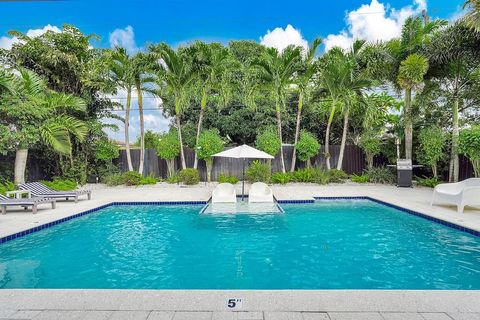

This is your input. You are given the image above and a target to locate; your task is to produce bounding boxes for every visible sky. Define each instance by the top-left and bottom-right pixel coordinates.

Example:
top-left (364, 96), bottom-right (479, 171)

top-left (0, 0), bottom-right (466, 142)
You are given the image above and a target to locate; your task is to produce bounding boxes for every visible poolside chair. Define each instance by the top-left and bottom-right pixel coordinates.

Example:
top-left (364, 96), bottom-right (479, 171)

top-left (212, 183), bottom-right (237, 203)
top-left (248, 182), bottom-right (274, 203)
top-left (0, 194), bottom-right (56, 215)
top-left (20, 182), bottom-right (91, 203)
top-left (431, 178), bottom-right (480, 213)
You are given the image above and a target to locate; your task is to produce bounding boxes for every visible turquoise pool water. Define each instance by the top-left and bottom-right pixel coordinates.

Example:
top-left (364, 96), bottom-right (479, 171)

top-left (1, 200), bottom-right (479, 289)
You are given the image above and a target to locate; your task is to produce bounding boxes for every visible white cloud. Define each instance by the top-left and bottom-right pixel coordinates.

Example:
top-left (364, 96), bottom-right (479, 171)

top-left (260, 24), bottom-right (308, 52)
top-left (109, 25), bottom-right (139, 54)
top-left (324, 0), bottom-right (427, 51)
top-left (0, 24), bottom-right (60, 50)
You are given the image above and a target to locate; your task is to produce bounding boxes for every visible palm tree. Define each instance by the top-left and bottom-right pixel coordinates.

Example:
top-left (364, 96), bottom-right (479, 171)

top-left (150, 43), bottom-right (197, 170)
top-left (252, 46), bottom-right (302, 173)
top-left (464, 0), bottom-right (480, 31)
top-left (109, 47), bottom-right (135, 171)
top-left (290, 38), bottom-right (322, 172)
top-left (189, 42), bottom-right (233, 169)
top-left (3, 69), bottom-right (87, 185)
top-left (397, 53), bottom-right (429, 160)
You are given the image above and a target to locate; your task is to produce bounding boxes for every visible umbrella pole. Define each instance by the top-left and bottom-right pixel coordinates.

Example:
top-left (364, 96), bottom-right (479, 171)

top-left (242, 158), bottom-right (245, 202)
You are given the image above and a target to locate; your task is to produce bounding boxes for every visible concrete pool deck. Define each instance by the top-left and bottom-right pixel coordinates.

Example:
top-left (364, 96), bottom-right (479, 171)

top-left (1, 183), bottom-right (480, 319)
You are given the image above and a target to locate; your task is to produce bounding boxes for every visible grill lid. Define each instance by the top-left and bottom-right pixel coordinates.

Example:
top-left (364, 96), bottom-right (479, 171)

top-left (397, 159), bottom-right (412, 170)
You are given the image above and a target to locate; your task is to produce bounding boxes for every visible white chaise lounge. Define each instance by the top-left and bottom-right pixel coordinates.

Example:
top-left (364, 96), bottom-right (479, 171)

top-left (431, 178), bottom-right (480, 213)
top-left (249, 182), bottom-right (274, 203)
top-left (212, 183), bottom-right (237, 203)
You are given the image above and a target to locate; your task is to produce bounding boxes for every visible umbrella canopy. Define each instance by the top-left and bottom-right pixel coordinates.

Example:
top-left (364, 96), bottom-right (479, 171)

top-left (212, 144), bottom-right (274, 159)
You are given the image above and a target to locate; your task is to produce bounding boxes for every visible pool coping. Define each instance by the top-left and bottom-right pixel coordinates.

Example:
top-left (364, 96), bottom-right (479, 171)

top-left (1, 196), bottom-right (479, 245)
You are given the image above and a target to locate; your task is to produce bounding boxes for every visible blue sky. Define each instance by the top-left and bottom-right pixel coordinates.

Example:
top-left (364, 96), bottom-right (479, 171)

top-left (0, 0), bottom-right (466, 142)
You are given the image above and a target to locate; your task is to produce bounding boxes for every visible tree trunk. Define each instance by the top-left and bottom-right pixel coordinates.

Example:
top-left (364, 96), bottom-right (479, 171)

top-left (432, 164), bottom-right (438, 178)
top-left (367, 154), bottom-right (374, 170)
top-left (137, 84), bottom-right (145, 175)
top-left (176, 115), bottom-right (187, 170)
top-left (290, 93), bottom-right (303, 172)
top-left (166, 159), bottom-right (175, 178)
top-left (336, 108), bottom-right (350, 170)
top-left (451, 97), bottom-right (460, 182)
top-left (324, 101), bottom-right (336, 170)
top-left (276, 102), bottom-right (286, 173)
top-left (473, 160), bottom-right (480, 178)
top-left (14, 149), bottom-right (28, 186)
top-left (193, 98), bottom-right (206, 169)
top-left (124, 88), bottom-right (134, 172)
top-left (404, 88), bottom-right (413, 160)
top-left (206, 159), bottom-right (213, 182)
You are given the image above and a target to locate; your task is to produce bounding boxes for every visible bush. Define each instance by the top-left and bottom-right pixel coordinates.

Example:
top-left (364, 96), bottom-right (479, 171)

top-left (104, 173), bottom-right (125, 186)
top-left (95, 139), bottom-right (120, 162)
top-left (179, 168), bottom-right (200, 185)
top-left (271, 172), bottom-right (291, 184)
top-left (0, 181), bottom-right (15, 195)
top-left (166, 173), bottom-right (179, 184)
top-left (365, 167), bottom-right (395, 184)
top-left (418, 126), bottom-right (445, 178)
top-left (459, 126), bottom-right (480, 177)
top-left (42, 179), bottom-right (77, 191)
top-left (328, 169), bottom-right (348, 183)
top-left (122, 171), bottom-right (143, 186)
top-left (351, 174), bottom-right (370, 183)
top-left (218, 174), bottom-right (239, 184)
top-left (359, 131), bottom-right (381, 170)
top-left (140, 174), bottom-right (158, 185)
top-left (416, 176), bottom-right (442, 188)
top-left (293, 168), bottom-right (316, 183)
top-left (313, 169), bottom-right (330, 185)
top-left (246, 160), bottom-right (271, 183)
top-left (296, 130), bottom-right (320, 167)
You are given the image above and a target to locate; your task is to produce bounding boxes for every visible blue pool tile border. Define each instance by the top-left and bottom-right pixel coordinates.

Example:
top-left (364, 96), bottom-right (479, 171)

top-left (277, 199), bottom-right (315, 204)
top-left (0, 201), bottom-right (207, 245)
top-left (314, 196), bottom-right (480, 237)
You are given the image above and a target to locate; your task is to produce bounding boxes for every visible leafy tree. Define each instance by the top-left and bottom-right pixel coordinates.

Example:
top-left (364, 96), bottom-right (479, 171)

top-left (417, 126), bottom-right (445, 178)
top-left (459, 126), bottom-right (480, 177)
top-left (136, 130), bottom-right (162, 149)
top-left (251, 46), bottom-right (302, 172)
top-left (156, 129), bottom-right (180, 178)
top-left (464, 0), bottom-right (480, 31)
top-left (95, 139), bottom-right (120, 162)
top-left (255, 126), bottom-right (281, 157)
top-left (359, 131), bottom-right (382, 170)
top-left (197, 129), bottom-right (224, 182)
top-left (291, 38), bottom-right (322, 172)
top-left (296, 130), bottom-right (320, 168)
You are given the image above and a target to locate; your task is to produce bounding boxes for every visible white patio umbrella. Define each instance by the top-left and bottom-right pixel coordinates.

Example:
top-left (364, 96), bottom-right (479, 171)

top-left (212, 144), bottom-right (274, 201)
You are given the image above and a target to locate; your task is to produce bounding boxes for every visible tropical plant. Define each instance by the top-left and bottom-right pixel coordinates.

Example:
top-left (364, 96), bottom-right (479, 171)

top-left (295, 130), bottom-right (320, 168)
top-left (271, 172), bottom-right (291, 184)
top-left (218, 174), bottom-right (239, 184)
top-left (417, 126), bottom-right (445, 178)
top-left (251, 46), bottom-right (302, 173)
top-left (328, 169), bottom-right (348, 183)
top-left (459, 126), bottom-right (480, 177)
top-left (416, 176), bottom-right (442, 188)
top-left (197, 129), bottom-right (224, 182)
top-left (122, 171), bottom-right (143, 186)
top-left (255, 126), bottom-right (281, 169)
top-left (359, 131), bottom-right (382, 170)
top-left (155, 129), bottom-right (180, 178)
top-left (246, 160), bottom-right (271, 183)
top-left (95, 139), bottom-right (120, 163)
top-left (464, 0), bottom-right (480, 31)
top-left (365, 167), bottom-right (395, 184)
top-left (351, 174), bottom-right (369, 183)
top-left (179, 168), bottom-right (200, 185)
top-left (42, 179), bottom-right (77, 191)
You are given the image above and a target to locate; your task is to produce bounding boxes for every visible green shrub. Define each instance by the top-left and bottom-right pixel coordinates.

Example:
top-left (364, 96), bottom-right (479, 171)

top-left (416, 176), bottom-right (442, 188)
top-left (296, 130), bottom-right (320, 167)
top-left (365, 167), bottom-right (395, 184)
top-left (359, 131), bottom-right (382, 169)
top-left (246, 160), bottom-right (271, 183)
top-left (328, 169), bottom-right (348, 183)
top-left (459, 126), bottom-right (480, 177)
top-left (42, 179), bottom-right (78, 191)
top-left (351, 174), bottom-right (370, 183)
top-left (104, 173), bottom-right (125, 186)
top-left (418, 126), bottom-right (445, 178)
top-left (197, 129), bottom-right (224, 182)
top-left (271, 172), bottom-right (291, 184)
top-left (218, 174), bottom-right (239, 184)
top-left (179, 168), bottom-right (200, 185)
top-left (166, 173), bottom-right (179, 184)
top-left (313, 169), bottom-right (330, 185)
top-left (140, 174), bottom-right (158, 185)
top-left (255, 126), bottom-right (281, 157)
top-left (95, 139), bottom-right (120, 162)
top-left (122, 171), bottom-right (143, 186)
top-left (0, 181), bottom-right (15, 195)
top-left (156, 130), bottom-right (180, 178)
top-left (293, 168), bottom-right (316, 182)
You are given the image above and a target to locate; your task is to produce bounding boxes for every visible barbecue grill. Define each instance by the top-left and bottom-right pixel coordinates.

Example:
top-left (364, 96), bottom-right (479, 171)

top-left (387, 159), bottom-right (422, 187)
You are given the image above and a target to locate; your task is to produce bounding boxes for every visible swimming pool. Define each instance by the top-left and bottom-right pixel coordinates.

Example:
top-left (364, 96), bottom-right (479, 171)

top-left (1, 199), bottom-right (479, 289)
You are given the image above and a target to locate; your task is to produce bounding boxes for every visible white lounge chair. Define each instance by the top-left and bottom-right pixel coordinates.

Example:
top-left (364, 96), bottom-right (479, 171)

top-left (249, 182), bottom-right (274, 203)
top-left (212, 183), bottom-right (237, 203)
top-left (431, 178), bottom-right (480, 213)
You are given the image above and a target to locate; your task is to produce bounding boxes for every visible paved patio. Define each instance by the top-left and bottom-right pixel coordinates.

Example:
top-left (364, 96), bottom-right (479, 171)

top-left (1, 183), bottom-right (479, 318)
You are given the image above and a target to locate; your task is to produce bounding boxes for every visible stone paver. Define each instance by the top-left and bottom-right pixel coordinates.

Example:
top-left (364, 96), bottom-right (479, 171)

top-left (147, 311), bottom-right (174, 320)
top-left (212, 312), bottom-right (236, 320)
top-left (264, 312), bottom-right (302, 320)
top-left (33, 310), bottom-right (85, 320)
top-left (381, 312), bottom-right (424, 320)
top-left (236, 312), bottom-right (264, 320)
top-left (420, 313), bottom-right (454, 320)
top-left (447, 314), bottom-right (480, 320)
top-left (172, 312), bottom-right (212, 320)
top-left (0, 310), bottom-right (18, 319)
top-left (8, 310), bottom-right (43, 319)
top-left (328, 312), bottom-right (383, 320)
top-left (301, 313), bottom-right (331, 320)
top-left (108, 311), bottom-right (150, 320)
top-left (79, 311), bottom-right (113, 320)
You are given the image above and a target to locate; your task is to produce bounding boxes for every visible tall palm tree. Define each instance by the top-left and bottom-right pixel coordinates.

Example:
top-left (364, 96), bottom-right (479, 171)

top-left (150, 43), bottom-right (197, 170)
top-left (464, 0), bottom-right (480, 31)
top-left (189, 42), bottom-right (233, 169)
top-left (252, 46), bottom-right (302, 173)
top-left (290, 38), bottom-right (322, 172)
top-left (109, 47), bottom-right (135, 171)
